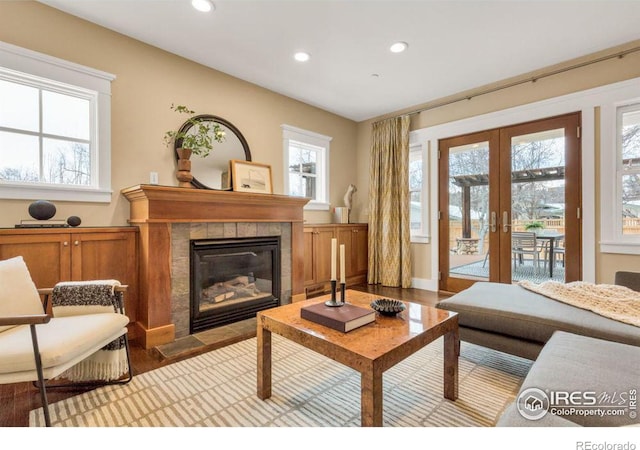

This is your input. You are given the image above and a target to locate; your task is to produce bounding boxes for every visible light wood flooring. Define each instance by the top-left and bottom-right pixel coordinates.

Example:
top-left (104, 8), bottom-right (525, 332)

top-left (0, 284), bottom-right (447, 427)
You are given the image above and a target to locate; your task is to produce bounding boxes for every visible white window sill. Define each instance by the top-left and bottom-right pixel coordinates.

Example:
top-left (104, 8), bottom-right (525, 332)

top-left (599, 241), bottom-right (640, 255)
top-left (411, 235), bottom-right (430, 244)
top-left (303, 201), bottom-right (330, 211)
top-left (0, 184), bottom-right (112, 203)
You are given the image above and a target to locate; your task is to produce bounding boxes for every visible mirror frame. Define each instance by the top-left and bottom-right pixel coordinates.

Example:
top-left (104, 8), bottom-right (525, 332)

top-left (174, 114), bottom-right (251, 189)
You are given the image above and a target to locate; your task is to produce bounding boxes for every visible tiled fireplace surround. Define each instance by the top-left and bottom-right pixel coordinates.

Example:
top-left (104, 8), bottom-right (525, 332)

top-left (122, 184), bottom-right (309, 349)
top-left (170, 221), bottom-right (292, 338)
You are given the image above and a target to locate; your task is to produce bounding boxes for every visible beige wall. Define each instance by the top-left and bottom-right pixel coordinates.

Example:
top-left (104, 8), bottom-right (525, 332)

top-left (0, 2), bottom-right (357, 227)
top-left (2, 2), bottom-right (638, 286)
top-left (356, 40), bottom-right (640, 285)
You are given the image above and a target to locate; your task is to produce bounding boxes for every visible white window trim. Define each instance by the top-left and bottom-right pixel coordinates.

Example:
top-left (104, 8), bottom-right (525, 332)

top-left (408, 138), bottom-right (430, 244)
top-left (281, 124), bottom-right (332, 210)
top-left (0, 41), bottom-right (115, 203)
top-left (601, 96), bottom-right (640, 255)
top-left (409, 77), bottom-right (640, 285)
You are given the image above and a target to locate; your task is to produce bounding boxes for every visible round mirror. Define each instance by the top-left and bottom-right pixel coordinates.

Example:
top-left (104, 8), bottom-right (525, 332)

top-left (175, 115), bottom-right (251, 190)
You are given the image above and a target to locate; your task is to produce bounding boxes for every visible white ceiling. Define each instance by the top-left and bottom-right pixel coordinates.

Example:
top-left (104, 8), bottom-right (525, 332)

top-left (39, 0), bottom-right (640, 122)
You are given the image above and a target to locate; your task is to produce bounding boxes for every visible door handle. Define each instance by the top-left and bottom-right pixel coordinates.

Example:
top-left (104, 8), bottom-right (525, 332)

top-left (503, 211), bottom-right (512, 233)
top-left (490, 211), bottom-right (497, 233)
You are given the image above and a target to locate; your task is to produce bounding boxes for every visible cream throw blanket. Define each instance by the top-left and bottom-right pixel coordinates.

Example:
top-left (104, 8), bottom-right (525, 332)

top-left (518, 280), bottom-right (640, 328)
top-left (52, 280), bottom-right (129, 382)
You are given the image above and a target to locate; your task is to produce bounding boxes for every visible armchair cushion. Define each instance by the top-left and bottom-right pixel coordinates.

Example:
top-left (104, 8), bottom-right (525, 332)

top-left (0, 256), bottom-right (45, 333)
top-left (0, 313), bottom-right (129, 380)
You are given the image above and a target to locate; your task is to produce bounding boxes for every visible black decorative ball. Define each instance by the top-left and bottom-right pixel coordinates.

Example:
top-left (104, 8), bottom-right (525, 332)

top-left (67, 216), bottom-right (82, 227)
top-left (28, 200), bottom-right (56, 220)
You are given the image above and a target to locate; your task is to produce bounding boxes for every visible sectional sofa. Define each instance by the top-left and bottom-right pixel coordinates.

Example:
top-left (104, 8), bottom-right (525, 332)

top-left (436, 272), bottom-right (640, 427)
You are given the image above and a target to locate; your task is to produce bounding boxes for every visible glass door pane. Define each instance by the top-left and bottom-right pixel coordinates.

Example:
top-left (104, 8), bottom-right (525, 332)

top-left (447, 141), bottom-right (491, 282)
top-left (510, 128), bottom-right (566, 283)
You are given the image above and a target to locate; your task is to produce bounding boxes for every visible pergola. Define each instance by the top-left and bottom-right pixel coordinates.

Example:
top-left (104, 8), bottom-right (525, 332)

top-left (451, 166), bottom-right (565, 238)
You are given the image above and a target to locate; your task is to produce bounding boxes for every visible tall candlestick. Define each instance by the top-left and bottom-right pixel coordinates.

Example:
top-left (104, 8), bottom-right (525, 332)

top-left (340, 244), bottom-right (346, 284)
top-left (330, 238), bottom-right (337, 281)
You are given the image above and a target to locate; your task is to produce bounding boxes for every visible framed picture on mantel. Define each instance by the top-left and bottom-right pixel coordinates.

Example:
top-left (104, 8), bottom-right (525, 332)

top-left (230, 159), bottom-right (273, 194)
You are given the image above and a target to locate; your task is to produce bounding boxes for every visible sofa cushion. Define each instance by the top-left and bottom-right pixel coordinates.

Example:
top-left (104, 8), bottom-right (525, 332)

top-left (0, 256), bottom-right (45, 333)
top-left (513, 331), bottom-right (640, 427)
top-left (437, 282), bottom-right (640, 347)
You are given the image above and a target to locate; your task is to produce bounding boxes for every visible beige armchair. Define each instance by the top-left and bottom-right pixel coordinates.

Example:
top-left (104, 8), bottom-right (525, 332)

top-left (0, 256), bottom-right (132, 427)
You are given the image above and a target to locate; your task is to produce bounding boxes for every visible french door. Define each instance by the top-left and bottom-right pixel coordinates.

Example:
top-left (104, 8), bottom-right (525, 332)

top-left (438, 113), bottom-right (582, 293)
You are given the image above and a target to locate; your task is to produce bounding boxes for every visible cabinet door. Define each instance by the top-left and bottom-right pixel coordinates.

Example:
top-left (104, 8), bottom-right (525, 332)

top-left (0, 233), bottom-right (71, 288)
top-left (313, 228), bottom-right (336, 283)
top-left (352, 225), bottom-right (368, 275)
top-left (337, 227), bottom-right (355, 279)
top-left (71, 231), bottom-right (138, 321)
top-left (303, 229), bottom-right (315, 285)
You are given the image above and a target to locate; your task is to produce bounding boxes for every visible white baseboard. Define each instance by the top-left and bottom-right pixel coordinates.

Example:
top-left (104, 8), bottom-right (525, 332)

top-left (411, 277), bottom-right (438, 292)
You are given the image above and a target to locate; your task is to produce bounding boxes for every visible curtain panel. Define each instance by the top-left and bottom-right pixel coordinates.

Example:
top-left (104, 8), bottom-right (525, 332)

top-left (368, 115), bottom-right (412, 288)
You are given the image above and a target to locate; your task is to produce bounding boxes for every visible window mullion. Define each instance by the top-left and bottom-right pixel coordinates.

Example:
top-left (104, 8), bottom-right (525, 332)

top-left (38, 88), bottom-right (44, 182)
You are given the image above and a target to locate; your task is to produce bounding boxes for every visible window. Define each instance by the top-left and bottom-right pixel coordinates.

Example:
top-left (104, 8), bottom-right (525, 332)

top-left (408, 139), bottom-right (429, 243)
top-left (0, 77), bottom-right (92, 186)
top-left (0, 41), bottom-right (114, 202)
top-left (409, 144), bottom-right (423, 235)
top-left (618, 104), bottom-right (640, 236)
top-left (282, 124), bottom-right (331, 210)
top-left (601, 96), bottom-right (640, 255)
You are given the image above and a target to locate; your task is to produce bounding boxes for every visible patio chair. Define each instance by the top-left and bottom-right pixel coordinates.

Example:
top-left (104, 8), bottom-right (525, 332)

top-left (511, 231), bottom-right (544, 274)
top-left (0, 256), bottom-right (132, 427)
top-left (543, 238), bottom-right (565, 271)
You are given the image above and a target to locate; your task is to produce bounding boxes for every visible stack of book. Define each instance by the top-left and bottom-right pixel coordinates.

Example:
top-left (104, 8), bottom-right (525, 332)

top-left (300, 302), bottom-right (375, 332)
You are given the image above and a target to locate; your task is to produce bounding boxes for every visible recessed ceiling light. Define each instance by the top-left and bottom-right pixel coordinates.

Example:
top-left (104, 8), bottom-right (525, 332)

top-left (390, 41), bottom-right (408, 53)
top-left (294, 52), bottom-right (310, 62)
top-left (192, 0), bottom-right (213, 13)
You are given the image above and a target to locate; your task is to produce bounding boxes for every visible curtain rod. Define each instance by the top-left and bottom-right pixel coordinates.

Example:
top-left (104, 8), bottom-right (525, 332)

top-left (378, 45), bottom-right (640, 122)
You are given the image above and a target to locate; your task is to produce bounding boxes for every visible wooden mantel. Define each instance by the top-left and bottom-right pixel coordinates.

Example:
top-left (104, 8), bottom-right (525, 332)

top-left (122, 184), bottom-right (310, 224)
top-left (121, 184), bottom-right (310, 348)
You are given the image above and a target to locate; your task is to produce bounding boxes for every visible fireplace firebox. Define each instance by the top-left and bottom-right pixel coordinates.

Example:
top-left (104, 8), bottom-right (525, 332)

top-left (190, 236), bottom-right (281, 333)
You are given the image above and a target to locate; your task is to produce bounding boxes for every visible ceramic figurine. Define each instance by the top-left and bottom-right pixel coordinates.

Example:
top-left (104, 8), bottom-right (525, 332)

top-left (344, 184), bottom-right (357, 210)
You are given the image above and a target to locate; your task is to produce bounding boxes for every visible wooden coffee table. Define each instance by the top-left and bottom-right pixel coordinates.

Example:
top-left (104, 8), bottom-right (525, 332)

top-left (256, 290), bottom-right (459, 427)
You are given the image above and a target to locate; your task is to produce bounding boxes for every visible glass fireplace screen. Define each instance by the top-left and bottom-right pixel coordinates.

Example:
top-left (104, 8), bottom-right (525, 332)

top-left (190, 236), bottom-right (281, 333)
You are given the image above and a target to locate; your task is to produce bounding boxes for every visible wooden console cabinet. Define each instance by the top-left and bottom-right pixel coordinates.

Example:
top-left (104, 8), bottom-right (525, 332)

top-left (303, 223), bottom-right (368, 297)
top-left (0, 227), bottom-right (138, 324)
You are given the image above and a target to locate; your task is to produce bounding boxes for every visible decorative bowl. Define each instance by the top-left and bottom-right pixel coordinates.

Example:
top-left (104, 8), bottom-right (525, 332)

top-left (370, 298), bottom-right (406, 316)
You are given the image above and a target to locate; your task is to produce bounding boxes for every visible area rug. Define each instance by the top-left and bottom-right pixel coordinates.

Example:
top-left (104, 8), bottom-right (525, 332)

top-left (30, 335), bottom-right (532, 427)
top-left (451, 260), bottom-right (565, 283)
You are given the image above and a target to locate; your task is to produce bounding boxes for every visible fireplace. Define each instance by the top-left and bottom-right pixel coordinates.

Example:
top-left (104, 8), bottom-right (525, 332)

top-left (121, 185), bottom-right (309, 348)
top-left (190, 236), bottom-right (281, 333)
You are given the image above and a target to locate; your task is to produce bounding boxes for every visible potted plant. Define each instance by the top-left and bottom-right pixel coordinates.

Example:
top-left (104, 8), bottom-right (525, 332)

top-left (164, 104), bottom-right (226, 187)
top-left (525, 221), bottom-right (545, 231)
top-left (164, 104), bottom-right (226, 158)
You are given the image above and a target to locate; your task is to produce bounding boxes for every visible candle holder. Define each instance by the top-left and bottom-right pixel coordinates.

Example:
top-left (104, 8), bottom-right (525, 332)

top-left (340, 282), bottom-right (346, 303)
top-left (325, 280), bottom-right (344, 307)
